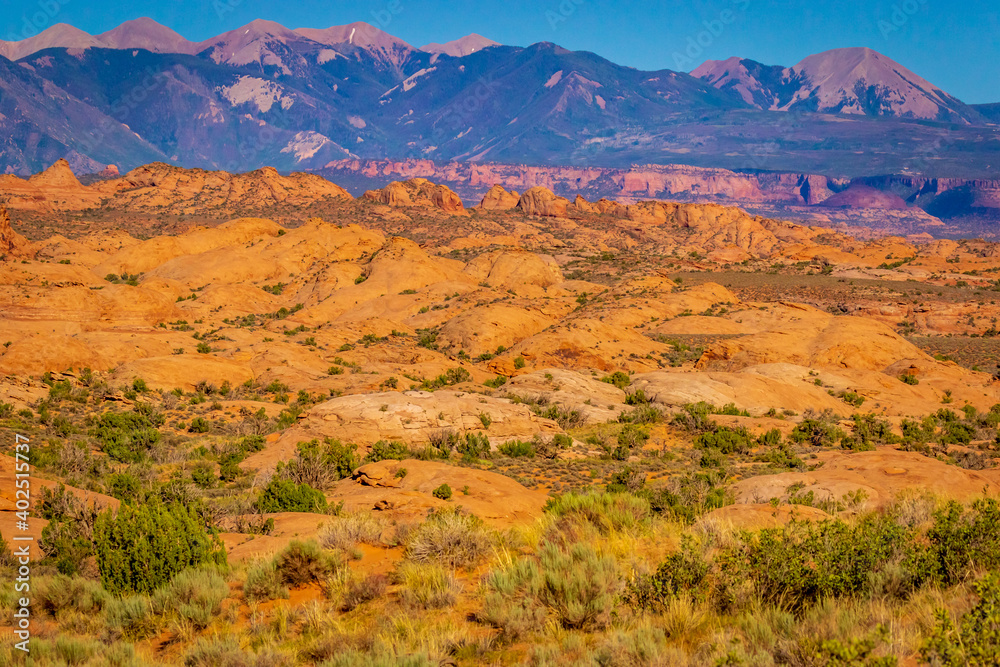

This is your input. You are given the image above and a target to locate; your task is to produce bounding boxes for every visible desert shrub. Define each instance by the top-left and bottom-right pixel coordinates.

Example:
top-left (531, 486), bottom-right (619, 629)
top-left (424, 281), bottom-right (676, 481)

top-left (927, 497), bottom-right (1000, 585)
top-left (538, 542), bottom-right (621, 630)
top-left (717, 514), bottom-right (925, 612)
top-left (625, 536), bottom-right (710, 610)
top-left (38, 485), bottom-right (99, 575)
top-left (545, 491), bottom-right (651, 535)
top-left (847, 413), bottom-right (900, 448)
top-left (256, 478), bottom-right (328, 513)
top-left (243, 561), bottom-right (289, 602)
top-left (319, 513), bottom-right (386, 551)
top-left (94, 500), bottom-right (226, 595)
top-left (152, 567), bottom-right (229, 629)
top-left (183, 636), bottom-right (284, 667)
top-left (281, 439), bottom-right (358, 490)
top-left (694, 426), bottom-right (755, 455)
top-left (397, 562), bottom-right (461, 609)
top-left (456, 432), bottom-right (490, 461)
top-left (432, 483), bottom-right (453, 500)
top-left (92, 405), bottom-right (164, 463)
top-left (274, 540), bottom-right (340, 586)
top-left (757, 440), bottom-right (805, 469)
top-left (499, 440), bottom-right (535, 457)
top-left (611, 423), bottom-right (649, 459)
top-left (104, 594), bottom-right (158, 640)
top-left (36, 574), bottom-right (109, 618)
top-left (535, 404), bottom-right (585, 429)
top-left (789, 418), bottom-right (845, 447)
top-left (624, 389), bottom-right (650, 405)
top-left (478, 558), bottom-right (546, 641)
top-left (107, 472), bottom-right (143, 503)
top-left (341, 573), bottom-right (389, 612)
top-left (671, 402), bottom-right (716, 433)
top-left (921, 571), bottom-right (1000, 665)
top-left (405, 507), bottom-right (492, 568)
top-left (601, 371), bottom-right (631, 390)
top-left (189, 416), bottom-right (210, 433)
top-left (363, 440), bottom-right (410, 463)
top-left (619, 405), bottom-right (665, 425)
top-left (900, 372), bottom-right (920, 385)
top-left (839, 390), bottom-right (866, 408)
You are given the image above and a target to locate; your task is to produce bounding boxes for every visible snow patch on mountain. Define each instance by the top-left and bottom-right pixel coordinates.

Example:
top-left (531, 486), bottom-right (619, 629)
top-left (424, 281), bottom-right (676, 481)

top-left (219, 76), bottom-right (294, 113)
top-left (402, 67), bottom-right (436, 92)
top-left (280, 131), bottom-right (332, 161)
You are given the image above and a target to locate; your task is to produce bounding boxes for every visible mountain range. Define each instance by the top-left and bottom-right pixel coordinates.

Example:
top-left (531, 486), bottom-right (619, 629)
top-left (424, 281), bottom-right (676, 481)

top-left (0, 17), bottom-right (998, 180)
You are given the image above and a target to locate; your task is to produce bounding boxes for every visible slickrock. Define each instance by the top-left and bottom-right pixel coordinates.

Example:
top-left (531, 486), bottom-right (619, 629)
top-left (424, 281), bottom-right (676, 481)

top-left (332, 459), bottom-right (548, 525)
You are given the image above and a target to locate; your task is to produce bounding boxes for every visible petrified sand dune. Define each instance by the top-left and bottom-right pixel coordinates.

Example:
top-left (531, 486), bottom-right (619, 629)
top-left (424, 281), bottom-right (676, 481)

top-left (289, 390), bottom-right (561, 446)
top-left (333, 459), bottom-right (548, 525)
top-left (363, 178), bottom-right (468, 216)
top-left (732, 450), bottom-right (1000, 510)
top-left (499, 368), bottom-right (628, 424)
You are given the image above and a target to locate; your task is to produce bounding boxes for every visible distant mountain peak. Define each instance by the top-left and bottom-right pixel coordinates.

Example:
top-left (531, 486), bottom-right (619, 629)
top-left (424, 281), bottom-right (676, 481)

top-left (97, 17), bottom-right (197, 54)
top-left (694, 47), bottom-right (978, 123)
top-left (295, 22), bottom-right (415, 68)
top-left (421, 34), bottom-right (499, 58)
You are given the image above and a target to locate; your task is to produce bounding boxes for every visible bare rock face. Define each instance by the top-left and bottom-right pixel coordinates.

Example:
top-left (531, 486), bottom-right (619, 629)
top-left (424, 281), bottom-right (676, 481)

top-left (363, 178), bottom-right (469, 216)
top-left (333, 459), bottom-right (548, 525)
top-left (732, 450), bottom-right (1000, 511)
top-left (288, 390), bottom-right (561, 446)
top-left (463, 249), bottom-right (563, 288)
top-left (479, 184), bottom-right (521, 210)
top-left (0, 207), bottom-right (28, 256)
top-left (517, 187), bottom-right (570, 217)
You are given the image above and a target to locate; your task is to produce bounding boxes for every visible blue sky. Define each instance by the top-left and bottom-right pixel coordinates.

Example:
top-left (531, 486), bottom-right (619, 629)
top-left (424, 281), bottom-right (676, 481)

top-left (3, 0), bottom-right (997, 103)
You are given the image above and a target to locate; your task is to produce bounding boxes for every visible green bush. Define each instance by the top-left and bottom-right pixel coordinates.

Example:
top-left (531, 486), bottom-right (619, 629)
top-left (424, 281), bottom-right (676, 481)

top-left (188, 416), bottom-right (210, 433)
top-left (104, 594), bottom-right (158, 640)
top-left (671, 402), bottom-right (716, 433)
top-left (275, 540), bottom-right (340, 586)
top-left (93, 500), bottom-right (226, 595)
top-left (92, 405), bottom-right (164, 463)
top-left (499, 440), bottom-right (535, 457)
top-left (152, 567), bottom-right (228, 629)
top-left (364, 440), bottom-right (410, 463)
top-left (456, 433), bottom-right (490, 462)
top-left (257, 478), bottom-right (328, 513)
top-left (624, 535), bottom-right (708, 609)
top-left (601, 371), bottom-right (631, 390)
top-left (282, 439), bottom-right (358, 490)
top-left (717, 514), bottom-right (924, 612)
top-left (397, 562), bottom-right (459, 609)
top-left (694, 426), bottom-right (755, 455)
top-left (405, 507), bottom-right (491, 568)
top-left (478, 558), bottom-right (546, 641)
top-left (921, 571), bottom-right (1000, 665)
top-left (545, 491), bottom-right (651, 535)
top-left (538, 542), bottom-right (620, 630)
top-left (432, 483), bottom-right (453, 500)
top-left (243, 561), bottom-right (289, 602)
top-left (789, 418), bottom-right (845, 447)
top-left (36, 574), bottom-right (109, 618)
top-left (927, 497), bottom-right (1000, 585)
